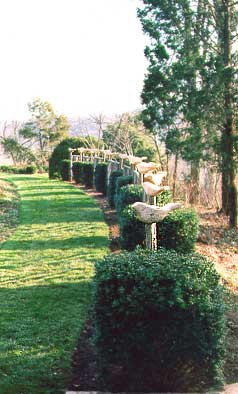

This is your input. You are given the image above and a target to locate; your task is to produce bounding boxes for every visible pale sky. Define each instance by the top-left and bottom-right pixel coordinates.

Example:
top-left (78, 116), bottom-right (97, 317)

top-left (0, 0), bottom-right (148, 122)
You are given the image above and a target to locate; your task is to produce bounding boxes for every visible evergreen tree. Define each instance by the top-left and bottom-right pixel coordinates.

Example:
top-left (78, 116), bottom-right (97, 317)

top-left (138, 0), bottom-right (238, 226)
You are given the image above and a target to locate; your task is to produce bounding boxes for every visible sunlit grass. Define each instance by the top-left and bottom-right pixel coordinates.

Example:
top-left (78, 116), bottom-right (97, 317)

top-left (0, 174), bottom-right (108, 393)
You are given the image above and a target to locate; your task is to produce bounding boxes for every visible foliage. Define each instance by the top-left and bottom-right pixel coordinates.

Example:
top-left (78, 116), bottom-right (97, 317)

top-left (114, 175), bottom-right (133, 209)
top-left (137, 0), bottom-right (238, 225)
top-left (82, 162), bottom-right (94, 188)
top-left (116, 184), bottom-right (143, 215)
top-left (119, 205), bottom-right (145, 250)
top-left (0, 175), bottom-right (108, 393)
top-left (156, 189), bottom-right (172, 207)
top-left (0, 179), bottom-right (19, 244)
top-left (48, 136), bottom-right (100, 179)
top-left (0, 137), bottom-right (36, 165)
top-left (19, 98), bottom-right (70, 166)
top-left (60, 159), bottom-right (71, 181)
top-left (0, 165), bottom-right (36, 174)
top-left (49, 137), bottom-right (85, 178)
top-left (102, 112), bottom-right (157, 161)
top-left (107, 169), bottom-right (123, 208)
top-left (72, 162), bottom-right (84, 184)
top-left (94, 248), bottom-right (226, 392)
top-left (95, 163), bottom-right (107, 195)
top-left (157, 208), bottom-right (199, 253)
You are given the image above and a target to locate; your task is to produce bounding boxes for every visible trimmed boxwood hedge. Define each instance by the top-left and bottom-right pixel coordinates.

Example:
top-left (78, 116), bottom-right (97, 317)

top-left (72, 162), bottom-right (84, 184)
top-left (0, 165), bottom-right (37, 174)
top-left (108, 170), bottom-right (123, 208)
top-left (116, 184), bottom-right (143, 215)
top-left (157, 208), bottom-right (199, 253)
top-left (60, 160), bottom-right (71, 181)
top-left (119, 205), bottom-right (145, 250)
top-left (95, 163), bottom-right (107, 194)
top-left (82, 162), bottom-right (94, 187)
top-left (94, 248), bottom-right (226, 392)
top-left (114, 175), bottom-right (133, 207)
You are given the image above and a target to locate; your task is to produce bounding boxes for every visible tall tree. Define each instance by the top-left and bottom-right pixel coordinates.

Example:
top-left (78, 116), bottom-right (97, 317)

top-left (20, 98), bottom-right (70, 165)
top-left (138, 0), bottom-right (238, 226)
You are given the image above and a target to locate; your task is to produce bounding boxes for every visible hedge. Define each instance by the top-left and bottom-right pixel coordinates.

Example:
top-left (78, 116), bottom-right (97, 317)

top-left (94, 248), bottom-right (226, 392)
top-left (95, 163), bottom-right (107, 194)
top-left (60, 160), bottom-right (71, 181)
top-left (116, 184), bottom-right (143, 215)
top-left (0, 165), bottom-right (36, 174)
top-left (48, 136), bottom-right (101, 179)
top-left (157, 208), bottom-right (199, 253)
top-left (72, 162), bottom-right (84, 184)
top-left (108, 170), bottom-right (123, 208)
top-left (114, 175), bottom-right (133, 207)
top-left (119, 205), bottom-right (145, 250)
top-left (82, 162), bottom-right (94, 187)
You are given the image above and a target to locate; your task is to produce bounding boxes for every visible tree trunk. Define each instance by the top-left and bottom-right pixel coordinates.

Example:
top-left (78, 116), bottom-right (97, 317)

top-left (189, 160), bottom-right (200, 204)
top-left (172, 154), bottom-right (178, 199)
top-left (221, 1), bottom-right (237, 227)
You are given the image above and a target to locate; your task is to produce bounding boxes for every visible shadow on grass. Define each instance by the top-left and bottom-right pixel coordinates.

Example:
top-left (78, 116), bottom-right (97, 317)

top-left (2, 236), bottom-right (108, 250)
top-left (0, 281), bottom-right (93, 394)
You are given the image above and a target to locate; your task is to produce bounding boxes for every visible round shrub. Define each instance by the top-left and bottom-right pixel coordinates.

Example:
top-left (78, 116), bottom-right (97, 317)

top-left (95, 163), bottom-right (107, 194)
top-left (48, 136), bottom-right (99, 179)
top-left (116, 184), bottom-right (143, 215)
top-left (60, 160), bottom-right (71, 181)
top-left (157, 208), bottom-right (199, 253)
top-left (119, 205), bottom-right (145, 250)
top-left (94, 248), bottom-right (226, 392)
top-left (108, 170), bottom-right (123, 208)
top-left (72, 162), bottom-right (84, 184)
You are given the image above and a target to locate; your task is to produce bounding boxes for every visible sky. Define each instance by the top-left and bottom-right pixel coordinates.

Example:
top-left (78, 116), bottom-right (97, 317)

top-left (0, 0), bottom-right (148, 122)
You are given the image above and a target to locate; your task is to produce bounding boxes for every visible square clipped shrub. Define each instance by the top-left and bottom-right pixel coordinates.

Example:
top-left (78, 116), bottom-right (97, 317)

top-left (94, 248), bottom-right (226, 392)
top-left (114, 175), bottom-right (133, 207)
top-left (72, 162), bottom-right (84, 184)
top-left (60, 159), bottom-right (71, 181)
top-left (119, 205), bottom-right (145, 250)
top-left (82, 162), bottom-right (94, 187)
top-left (95, 163), bottom-right (108, 194)
top-left (108, 170), bottom-right (123, 208)
top-left (116, 184), bottom-right (143, 215)
top-left (157, 208), bottom-right (199, 253)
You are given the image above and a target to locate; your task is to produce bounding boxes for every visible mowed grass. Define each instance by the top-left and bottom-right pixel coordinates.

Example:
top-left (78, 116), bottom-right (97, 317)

top-left (0, 174), bottom-right (108, 394)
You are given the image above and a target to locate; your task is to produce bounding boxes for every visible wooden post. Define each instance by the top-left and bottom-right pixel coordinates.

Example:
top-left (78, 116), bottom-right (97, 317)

top-left (144, 194), bottom-right (158, 251)
top-left (70, 150), bottom-right (73, 182)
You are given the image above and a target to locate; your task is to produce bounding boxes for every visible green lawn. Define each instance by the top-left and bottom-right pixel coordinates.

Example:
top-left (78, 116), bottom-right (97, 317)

top-left (0, 174), bottom-right (108, 394)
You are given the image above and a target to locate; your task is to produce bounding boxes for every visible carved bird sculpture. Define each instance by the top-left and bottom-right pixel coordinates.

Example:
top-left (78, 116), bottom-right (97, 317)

top-left (144, 171), bottom-right (167, 186)
top-left (132, 202), bottom-right (182, 224)
top-left (143, 182), bottom-right (170, 197)
top-left (136, 162), bottom-right (159, 174)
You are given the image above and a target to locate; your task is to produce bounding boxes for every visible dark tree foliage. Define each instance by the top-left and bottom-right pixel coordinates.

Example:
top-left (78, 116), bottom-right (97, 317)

top-left (138, 0), bottom-right (238, 227)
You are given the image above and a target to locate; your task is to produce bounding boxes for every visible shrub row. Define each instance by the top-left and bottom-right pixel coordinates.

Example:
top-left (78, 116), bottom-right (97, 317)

top-left (115, 183), bottom-right (199, 254)
top-left (95, 163), bottom-right (107, 195)
top-left (108, 170), bottom-right (123, 208)
top-left (94, 247), bottom-right (226, 392)
top-left (0, 165), bottom-right (37, 174)
top-left (71, 162), bottom-right (94, 187)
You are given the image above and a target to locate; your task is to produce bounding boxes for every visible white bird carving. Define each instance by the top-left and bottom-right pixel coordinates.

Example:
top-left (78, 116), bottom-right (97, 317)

top-left (132, 202), bottom-right (182, 224)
